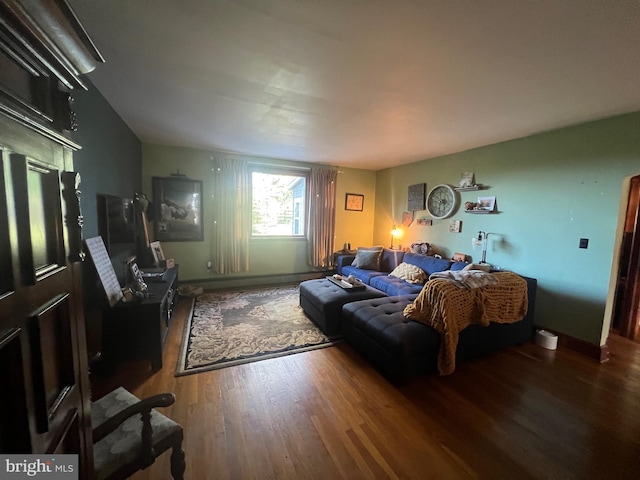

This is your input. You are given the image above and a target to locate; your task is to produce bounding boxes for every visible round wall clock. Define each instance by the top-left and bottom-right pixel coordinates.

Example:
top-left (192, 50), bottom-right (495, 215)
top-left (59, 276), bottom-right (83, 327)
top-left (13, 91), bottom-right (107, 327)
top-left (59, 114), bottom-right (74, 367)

top-left (426, 184), bottom-right (458, 219)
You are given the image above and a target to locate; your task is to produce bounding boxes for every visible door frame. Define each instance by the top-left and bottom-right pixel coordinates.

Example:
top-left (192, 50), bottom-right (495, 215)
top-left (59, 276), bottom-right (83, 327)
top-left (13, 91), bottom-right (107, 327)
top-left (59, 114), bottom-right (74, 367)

top-left (603, 173), bottom-right (640, 343)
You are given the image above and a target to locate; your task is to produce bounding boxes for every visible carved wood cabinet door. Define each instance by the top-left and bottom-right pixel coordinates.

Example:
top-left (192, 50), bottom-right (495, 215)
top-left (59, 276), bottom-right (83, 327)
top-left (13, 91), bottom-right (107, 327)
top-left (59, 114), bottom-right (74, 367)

top-left (0, 2), bottom-right (103, 474)
top-left (0, 124), bottom-right (93, 477)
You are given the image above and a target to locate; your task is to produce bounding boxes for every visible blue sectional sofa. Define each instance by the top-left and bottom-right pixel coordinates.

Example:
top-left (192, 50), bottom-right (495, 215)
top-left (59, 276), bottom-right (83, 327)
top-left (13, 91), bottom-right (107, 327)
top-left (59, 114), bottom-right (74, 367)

top-left (329, 248), bottom-right (537, 383)
top-left (337, 248), bottom-right (469, 296)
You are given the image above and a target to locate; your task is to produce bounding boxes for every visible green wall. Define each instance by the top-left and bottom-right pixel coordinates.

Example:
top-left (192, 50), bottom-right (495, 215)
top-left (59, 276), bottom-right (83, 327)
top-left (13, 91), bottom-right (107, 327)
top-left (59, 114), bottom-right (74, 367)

top-left (71, 79), bottom-right (142, 354)
top-left (72, 79), bottom-right (142, 239)
top-left (142, 145), bottom-right (372, 283)
top-left (374, 112), bottom-right (640, 346)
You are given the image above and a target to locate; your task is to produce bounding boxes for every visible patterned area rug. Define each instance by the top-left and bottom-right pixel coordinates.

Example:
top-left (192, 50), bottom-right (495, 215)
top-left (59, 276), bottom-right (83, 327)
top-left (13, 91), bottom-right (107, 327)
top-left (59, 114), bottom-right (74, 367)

top-left (176, 285), bottom-right (339, 376)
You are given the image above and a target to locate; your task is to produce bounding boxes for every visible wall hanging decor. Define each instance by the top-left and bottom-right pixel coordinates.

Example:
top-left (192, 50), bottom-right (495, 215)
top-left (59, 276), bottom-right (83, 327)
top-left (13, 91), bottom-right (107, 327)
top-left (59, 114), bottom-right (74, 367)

top-left (402, 211), bottom-right (414, 226)
top-left (464, 196), bottom-right (496, 213)
top-left (478, 196), bottom-right (496, 211)
top-left (456, 172), bottom-right (484, 191)
top-left (152, 176), bottom-right (204, 241)
top-left (426, 184), bottom-right (459, 219)
top-left (345, 193), bottom-right (364, 211)
top-left (452, 252), bottom-right (467, 262)
top-left (408, 183), bottom-right (426, 211)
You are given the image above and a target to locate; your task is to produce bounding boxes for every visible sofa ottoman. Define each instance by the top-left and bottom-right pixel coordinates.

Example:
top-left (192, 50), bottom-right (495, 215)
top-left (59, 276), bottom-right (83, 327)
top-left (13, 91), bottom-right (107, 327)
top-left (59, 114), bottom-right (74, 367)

top-left (342, 277), bottom-right (537, 383)
top-left (341, 295), bottom-right (439, 382)
top-left (299, 278), bottom-right (387, 335)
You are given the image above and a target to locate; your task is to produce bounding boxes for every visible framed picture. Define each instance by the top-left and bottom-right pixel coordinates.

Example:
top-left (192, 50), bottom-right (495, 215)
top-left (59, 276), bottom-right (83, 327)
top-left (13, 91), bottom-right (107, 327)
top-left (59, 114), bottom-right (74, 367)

top-left (449, 220), bottom-right (461, 233)
top-left (459, 172), bottom-right (475, 188)
top-left (126, 257), bottom-right (147, 292)
top-left (477, 196), bottom-right (496, 211)
top-left (345, 193), bottom-right (364, 211)
top-left (452, 252), bottom-right (467, 262)
top-left (408, 183), bottom-right (426, 211)
top-left (152, 176), bottom-right (203, 242)
top-left (150, 241), bottom-right (165, 267)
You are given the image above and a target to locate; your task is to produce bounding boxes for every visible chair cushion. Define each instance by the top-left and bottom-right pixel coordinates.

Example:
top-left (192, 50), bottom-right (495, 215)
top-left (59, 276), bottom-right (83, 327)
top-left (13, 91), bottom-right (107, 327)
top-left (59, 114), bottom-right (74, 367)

top-left (369, 275), bottom-right (424, 296)
top-left (92, 387), bottom-right (181, 480)
top-left (379, 249), bottom-right (405, 272)
top-left (340, 265), bottom-right (387, 283)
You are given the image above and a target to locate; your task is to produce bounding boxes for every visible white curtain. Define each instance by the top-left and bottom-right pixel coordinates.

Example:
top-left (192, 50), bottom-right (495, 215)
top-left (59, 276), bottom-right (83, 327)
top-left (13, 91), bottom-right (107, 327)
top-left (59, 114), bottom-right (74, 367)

top-left (211, 156), bottom-right (250, 273)
top-left (307, 167), bottom-right (338, 268)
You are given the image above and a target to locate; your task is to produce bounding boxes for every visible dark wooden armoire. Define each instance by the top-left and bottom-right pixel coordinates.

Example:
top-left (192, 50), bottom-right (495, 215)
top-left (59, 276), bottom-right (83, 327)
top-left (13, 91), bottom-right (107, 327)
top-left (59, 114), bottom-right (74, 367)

top-left (0, 1), bottom-right (103, 477)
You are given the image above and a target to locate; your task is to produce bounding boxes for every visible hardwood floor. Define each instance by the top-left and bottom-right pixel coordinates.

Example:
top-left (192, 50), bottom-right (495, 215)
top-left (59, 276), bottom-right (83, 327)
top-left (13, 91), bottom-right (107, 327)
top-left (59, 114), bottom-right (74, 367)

top-left (92, 298), bottom-right (640, 479)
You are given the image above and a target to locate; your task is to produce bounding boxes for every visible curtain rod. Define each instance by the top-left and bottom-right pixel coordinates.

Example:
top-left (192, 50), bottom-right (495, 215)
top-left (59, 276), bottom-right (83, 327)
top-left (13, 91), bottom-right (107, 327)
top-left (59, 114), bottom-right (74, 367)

top-left (247, 161), bottom-right (310, 171)
top-left (217, 157), bottom-right (337, 172)
top-left (244, 161), bottom-right (345, 172)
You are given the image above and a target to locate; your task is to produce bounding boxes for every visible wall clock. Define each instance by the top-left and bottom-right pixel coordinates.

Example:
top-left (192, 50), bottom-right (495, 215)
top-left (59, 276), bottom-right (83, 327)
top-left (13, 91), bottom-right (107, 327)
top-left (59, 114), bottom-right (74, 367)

top-left (426, 184), bottom-right (459, 219)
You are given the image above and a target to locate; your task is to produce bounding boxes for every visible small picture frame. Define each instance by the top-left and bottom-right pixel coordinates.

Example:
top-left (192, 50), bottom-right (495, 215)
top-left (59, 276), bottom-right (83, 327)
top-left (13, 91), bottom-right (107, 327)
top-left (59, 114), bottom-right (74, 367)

top-left (345, 193), bottom-right (364, 211)
top-left (477, 196), bottom-right (496, 211)
top-left (150, 241), bottom-right (165, 267)
top-left (459, 172), bottom-right (475, 188)
top-left (452, 252), bottom-right (467, 262)
top-left (126, 257), bottom-right (147, 292)
top-left (449, 220), bottom-right (462, 233)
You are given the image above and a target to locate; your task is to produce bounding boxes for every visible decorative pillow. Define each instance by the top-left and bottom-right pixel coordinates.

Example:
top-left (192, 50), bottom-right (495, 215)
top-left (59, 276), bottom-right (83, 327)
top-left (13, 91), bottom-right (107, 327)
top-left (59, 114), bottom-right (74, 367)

top-left (356, 249), bottom-right (383, 270)
top-left (389, 262), bottom-right (427, 284)
top-left (351, 246), bottom-right (383, 267)
top-left (463, 263), bottom-right (491, 272)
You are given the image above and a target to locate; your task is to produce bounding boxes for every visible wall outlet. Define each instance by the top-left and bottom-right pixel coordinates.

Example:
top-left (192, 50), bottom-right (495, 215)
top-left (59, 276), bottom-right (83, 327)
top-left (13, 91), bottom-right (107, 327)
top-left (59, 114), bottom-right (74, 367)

top-left (579, 238), bottom-right (589, 249)
top-left (206, 260), bottom-right (212, 269)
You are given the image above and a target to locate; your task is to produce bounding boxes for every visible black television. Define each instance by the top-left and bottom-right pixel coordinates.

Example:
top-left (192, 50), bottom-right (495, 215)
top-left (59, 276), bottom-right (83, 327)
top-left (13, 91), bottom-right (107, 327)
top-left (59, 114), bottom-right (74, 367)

top-left (96, 193), bottom-right (136, 283)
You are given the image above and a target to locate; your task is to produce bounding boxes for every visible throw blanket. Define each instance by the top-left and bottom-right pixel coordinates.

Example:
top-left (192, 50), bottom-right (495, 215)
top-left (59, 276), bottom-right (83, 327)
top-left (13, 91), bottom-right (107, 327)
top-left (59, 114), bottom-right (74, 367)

top-left (403, 271), bottom-right (528, 375)
top-left (429, 270), bottom-right (498, 290)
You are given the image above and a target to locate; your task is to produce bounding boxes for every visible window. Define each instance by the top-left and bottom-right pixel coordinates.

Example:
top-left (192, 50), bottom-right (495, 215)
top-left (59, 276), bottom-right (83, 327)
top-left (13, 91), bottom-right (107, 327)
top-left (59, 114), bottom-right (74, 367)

top-left (251, 168), bottom-right (307, 236)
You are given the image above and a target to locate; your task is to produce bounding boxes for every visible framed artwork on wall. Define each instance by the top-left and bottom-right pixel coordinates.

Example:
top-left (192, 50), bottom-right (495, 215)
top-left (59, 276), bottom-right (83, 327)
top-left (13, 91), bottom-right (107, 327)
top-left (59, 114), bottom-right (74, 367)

top-left (345, 193), bottom-right (364, 211)
top-left (452, 252), bottom-right (467, 262)
top-left (477, 196), bottom-right (496, 211)
top-left (152, 176), bottom-right (203, 242)
top-left (408, 183), bottom-right (426, 211)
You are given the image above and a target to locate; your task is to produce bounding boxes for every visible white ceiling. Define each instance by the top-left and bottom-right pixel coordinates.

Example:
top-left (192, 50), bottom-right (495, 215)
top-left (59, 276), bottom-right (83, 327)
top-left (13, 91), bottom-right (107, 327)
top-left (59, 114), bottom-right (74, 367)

top-left (69, 0), bottom-right (640, 170)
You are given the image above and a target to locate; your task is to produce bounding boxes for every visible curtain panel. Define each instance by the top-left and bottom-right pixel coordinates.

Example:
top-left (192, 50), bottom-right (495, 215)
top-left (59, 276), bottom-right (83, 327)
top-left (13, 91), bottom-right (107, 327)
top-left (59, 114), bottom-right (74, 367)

top-left (211, 157), bottom-right (250, 274)
top-left (307, 167), bottom-right (338, 268)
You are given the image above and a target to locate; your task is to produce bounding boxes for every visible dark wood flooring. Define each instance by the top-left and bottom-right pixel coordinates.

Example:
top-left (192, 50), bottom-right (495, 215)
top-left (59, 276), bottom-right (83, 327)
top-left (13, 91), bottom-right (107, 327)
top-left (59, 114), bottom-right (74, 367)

top-left (92, 297), bottom-right (640, 479)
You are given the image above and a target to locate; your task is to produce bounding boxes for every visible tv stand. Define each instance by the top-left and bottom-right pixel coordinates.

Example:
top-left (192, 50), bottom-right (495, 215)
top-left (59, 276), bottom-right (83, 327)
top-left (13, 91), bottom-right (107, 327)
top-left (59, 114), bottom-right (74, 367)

top-left (100, 266), bottom-right (179, 373)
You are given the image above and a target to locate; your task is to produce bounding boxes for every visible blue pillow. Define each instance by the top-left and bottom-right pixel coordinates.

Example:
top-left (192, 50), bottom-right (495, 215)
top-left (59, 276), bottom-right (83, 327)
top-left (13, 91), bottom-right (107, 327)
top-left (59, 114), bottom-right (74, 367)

top-left (450, 261), bottom-right (469, 271)
top-left (403, 253), bottom-right (452, 275)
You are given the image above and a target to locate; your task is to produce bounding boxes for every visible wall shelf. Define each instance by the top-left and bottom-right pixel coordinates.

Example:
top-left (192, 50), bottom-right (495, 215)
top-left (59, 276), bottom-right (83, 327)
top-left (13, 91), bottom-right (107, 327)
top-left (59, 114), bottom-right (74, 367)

top-left (464, 209), bottom-right (493, 214)
top-left (455, 185), bottom-right (483, 192)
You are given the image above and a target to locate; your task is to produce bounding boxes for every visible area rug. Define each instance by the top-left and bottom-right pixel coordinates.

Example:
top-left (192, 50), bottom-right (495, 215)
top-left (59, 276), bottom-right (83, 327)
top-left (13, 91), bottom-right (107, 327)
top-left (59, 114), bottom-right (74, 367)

top-left (176, 285), bottom-right (339, 376)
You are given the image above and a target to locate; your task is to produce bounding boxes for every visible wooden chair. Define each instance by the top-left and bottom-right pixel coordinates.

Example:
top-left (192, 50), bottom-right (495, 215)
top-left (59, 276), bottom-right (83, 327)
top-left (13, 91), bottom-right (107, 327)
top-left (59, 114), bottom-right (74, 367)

top-left (91, 387), bottom-right (185, 479)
